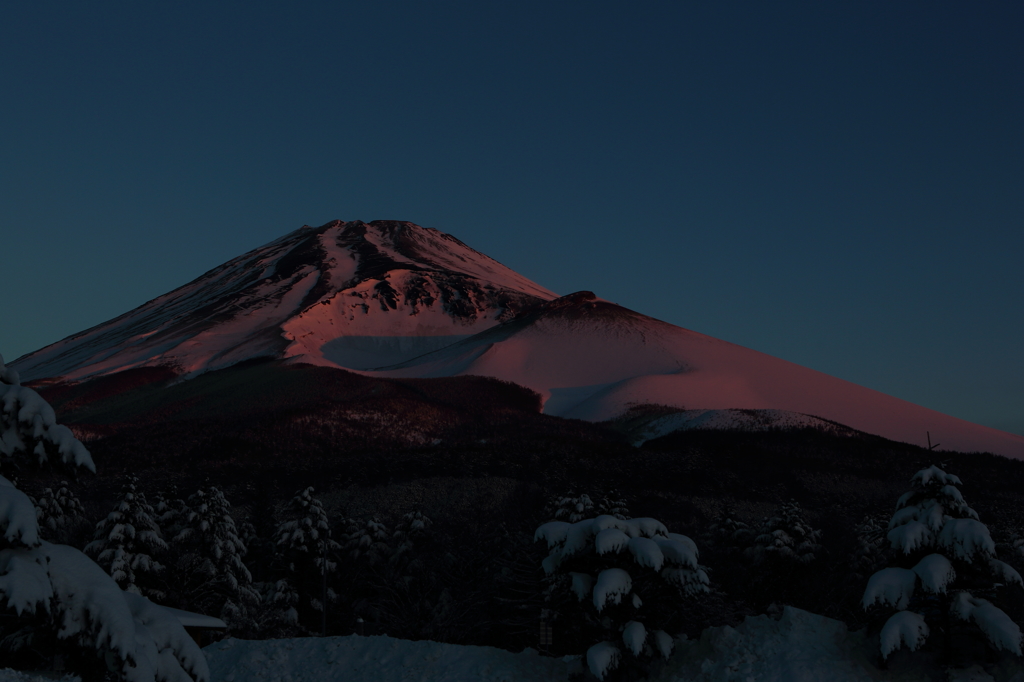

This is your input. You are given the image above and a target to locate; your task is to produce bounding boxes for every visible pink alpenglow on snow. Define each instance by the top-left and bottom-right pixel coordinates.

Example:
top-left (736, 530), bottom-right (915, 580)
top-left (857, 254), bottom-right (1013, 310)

top-left (10, 221), bottom-right (1023, 459)
top-left (373, 292), bottom-right (1024, 459)
top-left (11, 221), bottom-right (556, 382)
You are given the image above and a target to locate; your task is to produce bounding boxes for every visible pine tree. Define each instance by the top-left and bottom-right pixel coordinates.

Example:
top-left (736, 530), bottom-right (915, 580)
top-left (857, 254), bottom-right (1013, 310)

top-left (389, 510), bottom-right (432, 577)
top-left (375, 510), bottom-right (453, 640)
top-left (731, 500), bottom-right (824, 609)
top-left (34, 480), bottom-right (89, 546)
top-left (597, 491), bottom-right (631, 520)
top-left (170, 486), bottom-right (259, 622)
top-left (747, 500), bottom-right (822, 565)
top-left (706, 507), bottom-right (755, 556)
top-left (850, 512), bottom-right (890, 586)
top-left (862, 465), bottom-right (1023, 661)
top-left (274, 487), bottom-right (340, 632)
top-left (85, 475), bottom-right (167, 600)
top-left (547, 492), bottom-right (596, 523)
top-left (270, 578), bottom-right (300, 624)
top-left (336, 516), bottom-right (392, 629)
top-left (0, 352), bottom-right (208, 682)
top-left (340, 516), bottom-right (391, 566)
top-left (545, 491), bottom-right (631, 524)
top-left (536, 515), bottom-right (709, 681)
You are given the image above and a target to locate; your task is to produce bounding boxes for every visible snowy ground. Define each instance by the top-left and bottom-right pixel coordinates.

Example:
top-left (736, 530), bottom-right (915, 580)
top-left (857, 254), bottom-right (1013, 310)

top-left (204, 635), bottom-right (575, 681)
top-left (6, 607), bottom-right (1021, 682)
top-left (0, 672), bottom-right (80, 682)
top-left (198, 607), bottom-right (1024, 682)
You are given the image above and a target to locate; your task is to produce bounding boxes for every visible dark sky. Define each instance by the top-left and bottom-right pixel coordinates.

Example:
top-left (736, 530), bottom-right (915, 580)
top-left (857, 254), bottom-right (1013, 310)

top-left (2, 2), bottom-right (1022, 436)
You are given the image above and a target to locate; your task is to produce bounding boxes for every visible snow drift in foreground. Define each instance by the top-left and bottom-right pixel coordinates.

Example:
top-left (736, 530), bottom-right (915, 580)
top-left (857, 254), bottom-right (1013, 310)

top-left (664, 607), bottom-right (901, 682)
top-left (200, 607), bottom-right (1024, 682)
top-left (204, 635), bottom-right (573, 682)
top-left (0, 672), bottom-right (79, 682)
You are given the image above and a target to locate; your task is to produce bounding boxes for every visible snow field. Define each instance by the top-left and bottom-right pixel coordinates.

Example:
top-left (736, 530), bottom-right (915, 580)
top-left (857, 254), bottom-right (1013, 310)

top-left (0, 671), bottom-right (80, 682)
top-left (664, 606), bottom-right (916, 682)
top-left (199, 606), bottom-right (1024, 682)
top-left (376, 297), bottom-right (1024, 458)
top-left (204, 634), bottom-right (575, 682)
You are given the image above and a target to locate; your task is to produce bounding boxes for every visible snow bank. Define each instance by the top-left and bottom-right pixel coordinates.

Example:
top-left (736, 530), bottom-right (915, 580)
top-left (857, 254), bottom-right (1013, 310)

top-left (202, 606), bottom-right (1009, 682)
top-left (665, 606), bottom-right (891, 682)
top-left (204, 635), bottom-right (575, 682)
top-left (0, 671), bottom-right (78, 682)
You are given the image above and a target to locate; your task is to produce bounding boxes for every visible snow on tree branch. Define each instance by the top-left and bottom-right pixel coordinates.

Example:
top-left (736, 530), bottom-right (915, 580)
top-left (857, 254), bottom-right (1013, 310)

top-left (863, 464), bottom-right (1023, 662)
top-left (879, 610), bottom-right (929, 659)
top-left (536, 513), bottom-right (707, 680)
top-left (0, 350), bottom-right (207, 682)
top-left (0, 354), bottom-right (93, 472)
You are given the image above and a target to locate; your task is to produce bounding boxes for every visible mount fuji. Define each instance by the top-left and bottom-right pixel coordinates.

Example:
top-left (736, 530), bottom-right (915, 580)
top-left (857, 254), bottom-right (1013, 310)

top-left (12, 220), bottom-right (1024, 459)
top-left (13, 220), bottom-right (555, 382)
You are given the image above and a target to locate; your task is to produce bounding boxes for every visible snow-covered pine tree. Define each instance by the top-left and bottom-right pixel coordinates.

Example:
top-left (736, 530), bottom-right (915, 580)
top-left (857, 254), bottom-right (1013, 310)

top-left (747, 500), bottom-right (823, 565)
top-left (86, 475), bottom-right (167, 600)
top-left (170, 486), bottom-right (259, 623)
top-left (712, 500), bottom-right (823, 610)
top-left (520, 491), bottom-right (638, 656)
top-left (336, 516), bottom-right (392, 630)
top-left (597, 491), bottom-right (631, 521)
top-left (536, 515), bottom-right (710, 681)
top-left (389, 510), bottom-right (432, 577)
top-left (153, 488), bottom-right (189, 553)
top-left (850, 512), bottom-right (890, 586)
top-left (268, 577), bottom-right (301, 624)
top-left (375, 510), bottom-right (454, 640)
top-left (274, 487), bottom-right (340, 632)
top-left (698, 507), bottom-right (758, 609)
top-left (862, 465), bottom-right (1023, 661)
top-left (491, 519), bottom-right (552, 652)
top-left (706, 507), bottom-right (755, 556)
top-left (545, 491), bottom-right (631, 524)
top-left (0, 352), bottom-right (208, 682)
top-left (340, 516), bottom-right (391, 567)
top-left (34, 480), bottom-right (89, 546)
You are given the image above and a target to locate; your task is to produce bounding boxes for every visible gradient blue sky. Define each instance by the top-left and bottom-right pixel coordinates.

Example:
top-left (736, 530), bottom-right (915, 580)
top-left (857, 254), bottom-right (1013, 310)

top-left (2, 2), bottom-right (1022, 436)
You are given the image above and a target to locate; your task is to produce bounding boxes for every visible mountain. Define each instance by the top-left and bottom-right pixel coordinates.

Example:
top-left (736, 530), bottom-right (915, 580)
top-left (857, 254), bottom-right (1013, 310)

top-left (12, 220), bottom-right (1024, 459)
top-left (370, 291), bottom-right (1024, 459)
top-left (13, 220), bottom-right (556, 382)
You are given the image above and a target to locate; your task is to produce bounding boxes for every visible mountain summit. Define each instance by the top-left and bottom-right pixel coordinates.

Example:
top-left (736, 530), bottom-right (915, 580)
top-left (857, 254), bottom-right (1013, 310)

top-left (12, 219), bottom-right (1024, 458)
top-left (13, 220), bottom-right (556, 381)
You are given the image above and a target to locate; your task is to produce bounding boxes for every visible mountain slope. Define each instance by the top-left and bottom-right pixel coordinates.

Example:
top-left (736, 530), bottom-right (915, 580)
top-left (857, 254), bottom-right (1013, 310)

top-left (12, 220), bottom-right (556, 382)
top-left (373, 292), bottom-right (1024, 458)
top-left (12, 221), bottom-right (1023, 459)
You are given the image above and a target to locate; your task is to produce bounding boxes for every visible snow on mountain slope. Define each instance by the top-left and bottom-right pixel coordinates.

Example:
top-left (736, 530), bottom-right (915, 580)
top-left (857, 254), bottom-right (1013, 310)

top-left (11, 221), bottom-right (556, 382)
top-left (373, 292), bottom-right (1024, 459)
top-left (11, 220), bottom-right (1022, 458)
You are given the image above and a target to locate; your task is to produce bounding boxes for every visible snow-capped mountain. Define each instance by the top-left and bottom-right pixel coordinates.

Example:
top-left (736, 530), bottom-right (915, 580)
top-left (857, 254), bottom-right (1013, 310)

top-left (12, 220), bottom-right (1024, 458)
top-left (12, 220), bottom-right (556, 382)
top-left (372, 291), bottom-right (1024, 458)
